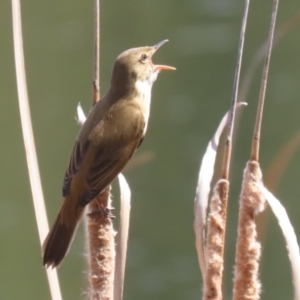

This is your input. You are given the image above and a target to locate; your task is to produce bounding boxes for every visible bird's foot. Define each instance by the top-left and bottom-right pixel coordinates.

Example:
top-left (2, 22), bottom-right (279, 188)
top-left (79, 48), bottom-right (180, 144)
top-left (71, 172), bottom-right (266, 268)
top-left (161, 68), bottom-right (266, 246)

top-left (87, 203), bottom-right (116, 219)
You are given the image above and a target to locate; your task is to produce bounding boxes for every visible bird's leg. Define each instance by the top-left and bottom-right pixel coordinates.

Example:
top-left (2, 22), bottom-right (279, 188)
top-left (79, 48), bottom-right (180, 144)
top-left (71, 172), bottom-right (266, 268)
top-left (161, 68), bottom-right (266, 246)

top-left (88, 198), bottom-right (115, 219)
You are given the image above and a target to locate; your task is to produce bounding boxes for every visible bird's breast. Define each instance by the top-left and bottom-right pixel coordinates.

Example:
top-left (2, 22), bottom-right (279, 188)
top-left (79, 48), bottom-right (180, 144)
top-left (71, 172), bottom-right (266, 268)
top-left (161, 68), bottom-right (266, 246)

top-left (88, 97), bottom-right (146, 148)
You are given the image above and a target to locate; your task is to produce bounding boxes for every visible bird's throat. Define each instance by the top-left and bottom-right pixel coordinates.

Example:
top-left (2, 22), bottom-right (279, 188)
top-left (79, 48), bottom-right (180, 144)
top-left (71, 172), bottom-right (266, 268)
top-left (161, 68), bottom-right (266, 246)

top-left (134, 78), bottom-right (153, 134)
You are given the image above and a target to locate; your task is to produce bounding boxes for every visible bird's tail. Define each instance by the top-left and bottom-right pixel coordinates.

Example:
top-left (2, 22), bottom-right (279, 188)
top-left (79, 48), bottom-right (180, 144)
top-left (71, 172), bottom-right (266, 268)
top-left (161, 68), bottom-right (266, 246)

top-left (42, 198), bottom-right (84, 268)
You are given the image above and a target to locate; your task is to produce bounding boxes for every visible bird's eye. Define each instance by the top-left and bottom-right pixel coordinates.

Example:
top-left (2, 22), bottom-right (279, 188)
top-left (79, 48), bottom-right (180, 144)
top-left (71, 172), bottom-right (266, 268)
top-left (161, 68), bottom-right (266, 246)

top-left (140, 54), bottom-right (148, 63)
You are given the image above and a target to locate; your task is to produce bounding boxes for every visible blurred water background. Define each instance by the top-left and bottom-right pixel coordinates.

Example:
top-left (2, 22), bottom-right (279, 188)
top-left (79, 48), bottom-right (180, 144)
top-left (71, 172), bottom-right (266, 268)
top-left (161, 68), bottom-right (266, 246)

top-left (1, 1), bottom-right (300, 299)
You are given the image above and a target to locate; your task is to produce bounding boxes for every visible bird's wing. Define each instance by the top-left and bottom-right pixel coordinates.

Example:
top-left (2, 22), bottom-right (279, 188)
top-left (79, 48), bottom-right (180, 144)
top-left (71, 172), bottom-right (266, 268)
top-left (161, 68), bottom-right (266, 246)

top-left (80, 103), bottom-right (146, 205)
top-left (79, 150), bottom-right (131, 205)
top-left (62, 98), bottom-right (110, 197)
top-left (62, 139), bottom-right (90, 197)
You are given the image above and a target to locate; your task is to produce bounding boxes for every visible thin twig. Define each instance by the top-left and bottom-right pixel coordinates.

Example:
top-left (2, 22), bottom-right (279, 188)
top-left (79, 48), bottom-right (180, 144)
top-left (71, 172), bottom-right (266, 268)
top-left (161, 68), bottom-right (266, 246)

top-left (11, 0), bottom-right (62, 299)
top-left (222, 0), bottom-right (250, 180)
top-left (251, 0), bottom-right (279, 161)
top-left (239, 10), bottom-right (300, 103)
top-left (93, 0), bottom-right (100, 104)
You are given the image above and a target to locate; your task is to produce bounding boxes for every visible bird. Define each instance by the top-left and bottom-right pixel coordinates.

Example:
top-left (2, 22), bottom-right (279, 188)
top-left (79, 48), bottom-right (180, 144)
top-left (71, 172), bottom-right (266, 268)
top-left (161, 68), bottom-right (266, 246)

top-left (42, 40), bottom-right (175, 268)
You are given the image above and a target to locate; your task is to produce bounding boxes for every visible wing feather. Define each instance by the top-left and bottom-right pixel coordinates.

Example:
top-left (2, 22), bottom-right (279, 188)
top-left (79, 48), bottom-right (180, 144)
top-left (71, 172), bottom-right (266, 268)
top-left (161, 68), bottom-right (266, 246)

top-left (62, 98), bottom-right (146, 203)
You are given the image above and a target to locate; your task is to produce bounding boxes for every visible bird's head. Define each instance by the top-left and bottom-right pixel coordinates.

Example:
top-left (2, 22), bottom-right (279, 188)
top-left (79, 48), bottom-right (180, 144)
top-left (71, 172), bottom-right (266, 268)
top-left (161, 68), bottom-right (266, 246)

top-left (110, 40), bottom-right (175, 95)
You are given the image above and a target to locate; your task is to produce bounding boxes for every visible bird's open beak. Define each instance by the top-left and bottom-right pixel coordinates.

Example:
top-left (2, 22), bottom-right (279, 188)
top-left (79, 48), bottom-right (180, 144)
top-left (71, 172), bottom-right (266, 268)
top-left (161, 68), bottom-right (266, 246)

top-left (153, 64), bottom-right (176, 71)
top-left (152, 39), bottom-right (176, 72)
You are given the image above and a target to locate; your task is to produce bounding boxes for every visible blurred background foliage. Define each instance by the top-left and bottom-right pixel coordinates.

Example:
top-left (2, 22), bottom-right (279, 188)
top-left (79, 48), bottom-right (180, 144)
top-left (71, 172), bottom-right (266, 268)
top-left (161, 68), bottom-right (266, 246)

top-left (1, 0), bottom-right (300, 299)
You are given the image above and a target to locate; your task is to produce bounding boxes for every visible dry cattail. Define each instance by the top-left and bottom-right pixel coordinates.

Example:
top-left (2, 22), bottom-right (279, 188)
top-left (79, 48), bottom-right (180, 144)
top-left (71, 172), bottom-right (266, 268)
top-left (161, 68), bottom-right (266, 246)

top-left (233, 161), bottom-right (265, 300)
top-left (86, 186), bottom-right (116, 300)
top-left (203, 179), bottom-right (229, 300)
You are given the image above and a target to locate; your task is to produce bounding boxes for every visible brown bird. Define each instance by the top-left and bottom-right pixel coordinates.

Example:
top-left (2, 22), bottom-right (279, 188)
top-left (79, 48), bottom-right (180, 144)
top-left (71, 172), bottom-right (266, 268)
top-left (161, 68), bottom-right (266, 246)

top-left (42, 40), bottom-right (175, 268)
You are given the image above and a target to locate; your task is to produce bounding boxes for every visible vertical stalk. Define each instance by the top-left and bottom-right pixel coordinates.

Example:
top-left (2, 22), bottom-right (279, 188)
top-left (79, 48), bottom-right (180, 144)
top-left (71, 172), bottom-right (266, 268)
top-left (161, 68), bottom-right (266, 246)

top-left (251, 0), bottom-right (279, 161)
top-left (86, 1), bottom-right (115, 299)
top-left (203, 2), bottom-right (250, 299)
top-left (11, 0), bottom-right (62, 299)
top-left (93, 0), bottom-right (100, 104)
top-left (222, 0), bottom-right (250, 180)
